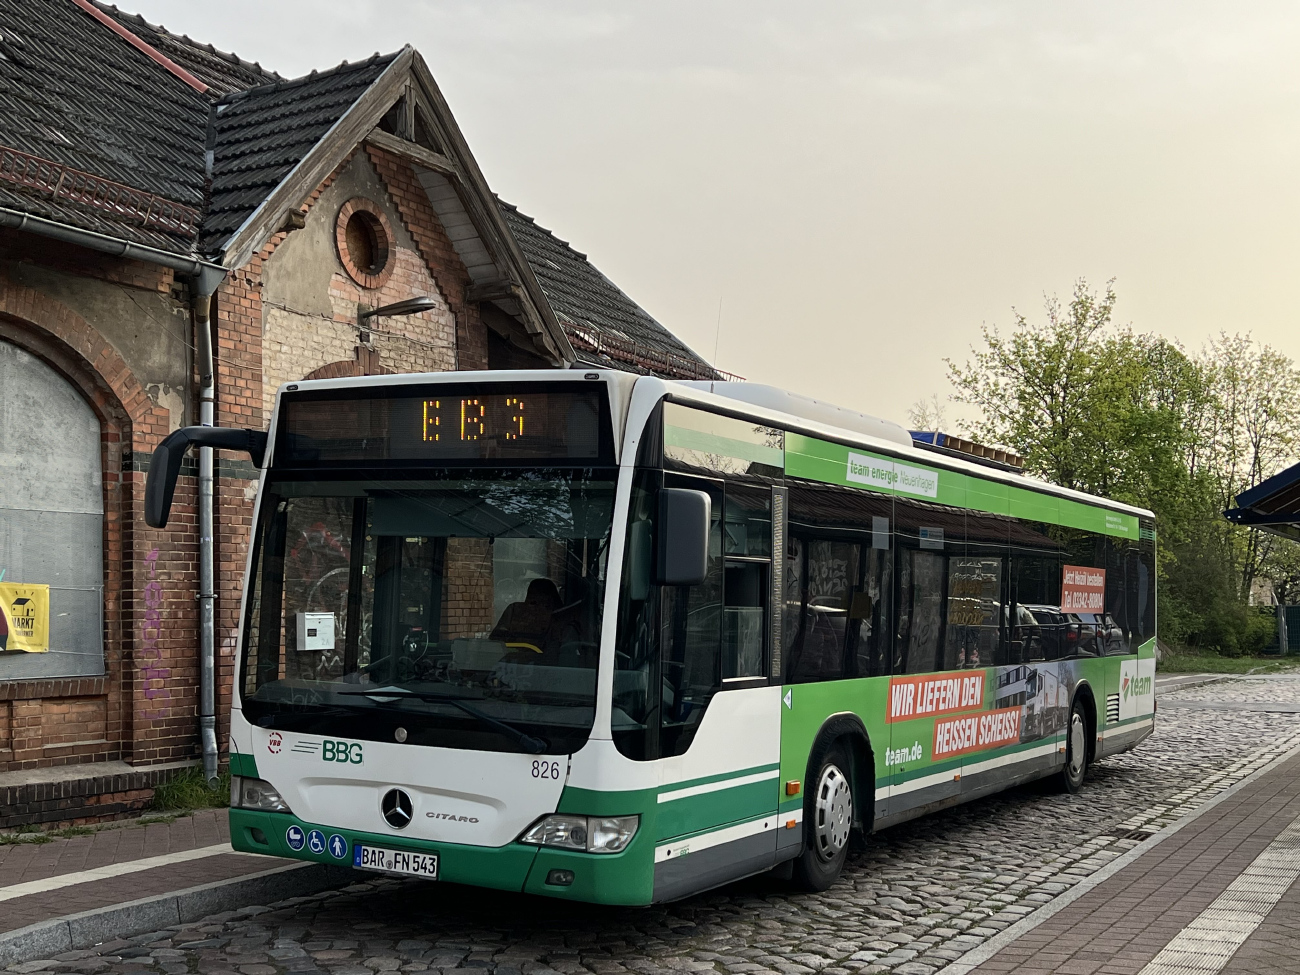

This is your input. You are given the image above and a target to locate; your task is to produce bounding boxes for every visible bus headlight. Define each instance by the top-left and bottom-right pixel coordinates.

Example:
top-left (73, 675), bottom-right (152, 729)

top-left (519, 814), bottom-right (638, 853)
top-left (587, 816), bottom-right (639, 853)
top-left (231, 776), bottom-right (293, 813)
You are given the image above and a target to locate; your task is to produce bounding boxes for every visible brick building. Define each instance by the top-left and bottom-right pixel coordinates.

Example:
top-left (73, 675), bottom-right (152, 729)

top-left (0, 0), bottom-right (721, 825)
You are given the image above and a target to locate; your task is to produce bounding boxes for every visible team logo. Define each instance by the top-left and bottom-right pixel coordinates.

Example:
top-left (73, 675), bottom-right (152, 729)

top-left (268, 732), bottom-right (283, 754)
top-left (1122, 673), bottom-right (1152, 700)
top-left (381, 788), bottom-right (414, 829)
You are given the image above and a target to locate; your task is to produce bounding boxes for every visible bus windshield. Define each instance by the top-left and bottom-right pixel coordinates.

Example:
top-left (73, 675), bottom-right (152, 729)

top-left (240, 468), bottom-right (615, 755)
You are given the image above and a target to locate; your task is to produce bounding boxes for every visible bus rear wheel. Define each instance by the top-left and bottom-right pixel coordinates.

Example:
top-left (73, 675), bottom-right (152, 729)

top-left (792, 742), bottom-right (853, 891)
top-left (1059, 699), bottom-right (1089, 794)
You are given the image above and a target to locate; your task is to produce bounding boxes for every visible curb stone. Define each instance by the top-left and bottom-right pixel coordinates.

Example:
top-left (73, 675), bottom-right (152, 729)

top-left (1155, 674), bottom-right (1228, 694)
top-left (936, 736), bottom-right (1300, 975)
top-left (0, 862), bottom-right (354, 968)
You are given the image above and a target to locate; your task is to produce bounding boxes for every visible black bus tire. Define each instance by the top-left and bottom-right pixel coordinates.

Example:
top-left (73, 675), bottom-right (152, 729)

top-left (792, 741), bottom-right (853, 891)
top-left (1059, 698), bottom-right (1089, 794)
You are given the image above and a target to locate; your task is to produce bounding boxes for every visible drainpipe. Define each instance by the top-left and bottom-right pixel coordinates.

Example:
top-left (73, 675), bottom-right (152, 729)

top-left (0, 204), bottom-right (230, 783)
top-left (192, 266), bottom-right (226, 786)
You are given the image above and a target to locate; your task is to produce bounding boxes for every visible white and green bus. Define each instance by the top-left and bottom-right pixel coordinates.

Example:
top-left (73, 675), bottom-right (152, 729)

top-left (146, 370), bottom-right (1156, 904)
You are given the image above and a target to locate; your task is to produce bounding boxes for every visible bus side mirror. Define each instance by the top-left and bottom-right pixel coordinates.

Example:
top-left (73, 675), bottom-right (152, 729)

top-left (657, 488), bottom-right (710, 586)
top-left (145, 426), bottom-right (269, 529)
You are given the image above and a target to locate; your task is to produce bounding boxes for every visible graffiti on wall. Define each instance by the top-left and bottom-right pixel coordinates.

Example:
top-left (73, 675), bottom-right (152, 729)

top-left (139, 548), bottom-right (171, 719)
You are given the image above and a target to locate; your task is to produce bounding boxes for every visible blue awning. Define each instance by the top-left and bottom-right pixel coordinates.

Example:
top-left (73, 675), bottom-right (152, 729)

top-left (1224, 461), bottom-right (1300, 542)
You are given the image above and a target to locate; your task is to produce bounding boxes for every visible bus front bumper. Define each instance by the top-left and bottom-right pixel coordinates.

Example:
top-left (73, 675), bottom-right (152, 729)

top-left (229, 809), bottom-right (652, 905)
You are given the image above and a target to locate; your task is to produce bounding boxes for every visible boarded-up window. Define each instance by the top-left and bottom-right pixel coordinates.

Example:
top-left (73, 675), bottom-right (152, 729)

top-left (0, 340), bottom-right (104, 676)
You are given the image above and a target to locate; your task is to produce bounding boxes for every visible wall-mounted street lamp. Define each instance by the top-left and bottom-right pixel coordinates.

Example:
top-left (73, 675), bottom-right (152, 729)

top-left (359, 296), bottom-right (439, 320)
top-left (357, 295), bottom-right (440, 348)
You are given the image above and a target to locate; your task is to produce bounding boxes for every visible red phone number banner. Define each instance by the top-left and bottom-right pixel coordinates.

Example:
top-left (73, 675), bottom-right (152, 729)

top-left (932, 706), bottom-right (1022, 760)
top-left (888, 672), bottom-right (986, 723)
top-left (1061, 564), bottom-right (1106, 613)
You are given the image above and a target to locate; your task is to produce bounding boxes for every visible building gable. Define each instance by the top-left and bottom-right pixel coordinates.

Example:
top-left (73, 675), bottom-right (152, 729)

top-left (209, 48), bottom-right (573, 366)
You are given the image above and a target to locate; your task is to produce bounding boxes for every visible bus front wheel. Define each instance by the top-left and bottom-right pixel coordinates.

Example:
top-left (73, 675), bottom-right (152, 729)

top-left (792, 742), bottom-right (853, 891)
top-left (1059, 699), bottom-right (1089, 794)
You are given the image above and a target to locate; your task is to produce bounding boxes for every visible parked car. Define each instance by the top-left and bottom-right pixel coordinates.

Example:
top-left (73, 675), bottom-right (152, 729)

top-left (1071, 612), bottom-right (1128, 656)
top-left (1021, 604), bottom-right (1083, 660)
top-left (1008, 603), bottom-right (1043, 662)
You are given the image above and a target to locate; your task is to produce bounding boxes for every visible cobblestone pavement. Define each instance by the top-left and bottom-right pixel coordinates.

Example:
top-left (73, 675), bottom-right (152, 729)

top-left (11, 676), bottom-right (1300, 975)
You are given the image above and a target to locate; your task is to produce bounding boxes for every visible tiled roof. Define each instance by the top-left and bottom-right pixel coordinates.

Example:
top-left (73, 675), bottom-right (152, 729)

top-left (0, 7), bottom-right (718, 378)
top-left (93, 2), bottom-right (282, 96)
top-left (0, 0), bottom-right (209, 253)
top-left (203, 53), bottom-right (398, 255)
top-left (499, 202), bottom-right (720, 380)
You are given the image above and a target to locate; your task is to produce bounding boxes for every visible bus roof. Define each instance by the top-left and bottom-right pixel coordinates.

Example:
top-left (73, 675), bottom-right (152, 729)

top-left (658, 378), bottom-right (1155, 523)
top-left (270, 369), bottom-right (1155, 522)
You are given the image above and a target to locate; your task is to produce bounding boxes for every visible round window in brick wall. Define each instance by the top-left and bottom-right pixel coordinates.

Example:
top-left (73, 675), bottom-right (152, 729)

top-left (336, 198), bottom-right (395, 289)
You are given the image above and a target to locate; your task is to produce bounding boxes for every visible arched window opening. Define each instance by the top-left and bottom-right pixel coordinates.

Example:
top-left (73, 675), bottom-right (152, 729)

top-left (0, 338), bottom-right (104, 677)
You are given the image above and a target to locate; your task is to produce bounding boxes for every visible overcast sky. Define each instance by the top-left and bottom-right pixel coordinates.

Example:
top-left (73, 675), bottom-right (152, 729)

top-left (136, 1), bottom-right (1300, 426)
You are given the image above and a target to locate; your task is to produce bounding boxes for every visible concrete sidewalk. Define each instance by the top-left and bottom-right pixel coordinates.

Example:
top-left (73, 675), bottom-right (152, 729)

top-left (0, 810), bottom-right (349, 965)
top-left (0, 811), bottom-right (271, 933)
top-left (947, 745), bottom-right (1300, 975)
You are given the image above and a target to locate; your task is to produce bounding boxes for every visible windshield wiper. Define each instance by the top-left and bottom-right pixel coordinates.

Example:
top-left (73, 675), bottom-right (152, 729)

top-left (337, 688), bottom-right (548, 754)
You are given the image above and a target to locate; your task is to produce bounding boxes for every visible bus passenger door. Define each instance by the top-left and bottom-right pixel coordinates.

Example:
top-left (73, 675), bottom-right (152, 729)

top-left (653, 475), bottom-right (781, 898)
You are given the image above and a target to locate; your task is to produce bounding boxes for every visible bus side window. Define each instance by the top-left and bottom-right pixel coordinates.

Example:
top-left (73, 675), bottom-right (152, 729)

top-left (896, 548), bottom-right (945, 674)
top-left (893, 497), bottom-right (953, 674)
top-left (784, 481), bottom-right (894, 682)
top-left (846, 536), bottom-right (891, 679)
top-left (787, 537), bottom-right (856, 683)
top-left (723, 561), bottom-right (767, 680)
top-left (722, 484), bottom-right (770, 682)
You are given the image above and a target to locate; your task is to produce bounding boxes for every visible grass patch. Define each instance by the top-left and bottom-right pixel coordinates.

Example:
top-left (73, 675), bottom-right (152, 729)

top-left (1157, 652), bottom-right (1300, 674)
top-left (151, 766), bottom-right (230, 813)
top-left (0, 831), bottom-right (52, 844)
top-left (52, 825), bottom-right (95, 838)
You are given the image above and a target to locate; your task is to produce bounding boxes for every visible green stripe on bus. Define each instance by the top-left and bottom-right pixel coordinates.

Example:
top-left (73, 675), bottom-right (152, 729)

top-left (1107, 713), bottom-right (1155, 729)
top-left (665, 424), bottom-right (784, 468)
top-left (229, 752), bottom-right (258, 778)
top-left (654, 811), bottom-right (772, 847)
top-left (561, 773), bottom-right (782, 844)
top-left (883, 736), bottom-right (1060, 787)
top-left (656, 779), bottom-right (777, 841)
top-left (657, 763), bottom-right (781, 795)
top-left (784, 433), bottom-right (1142, 539)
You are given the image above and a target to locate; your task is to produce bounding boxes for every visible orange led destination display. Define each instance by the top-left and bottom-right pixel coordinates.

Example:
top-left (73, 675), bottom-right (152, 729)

top-left (932, 707), bottom-right (1022, 760)
top-left (276, 386), bottom-right (609, 464)
top-left (422, 396), bottom-right (526, 443)
top-left (887, 672), bottom-right (986, 723)
top-left (1061, 565), bottom-right (1106, 613)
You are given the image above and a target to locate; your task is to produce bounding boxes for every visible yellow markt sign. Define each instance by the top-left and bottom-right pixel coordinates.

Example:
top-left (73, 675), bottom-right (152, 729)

top-left (0, 583), bottom-right (50, 652)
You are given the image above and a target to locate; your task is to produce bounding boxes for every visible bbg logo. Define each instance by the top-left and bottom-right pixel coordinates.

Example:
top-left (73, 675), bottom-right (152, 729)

top-left (321, 740), bottom-right (363, 764)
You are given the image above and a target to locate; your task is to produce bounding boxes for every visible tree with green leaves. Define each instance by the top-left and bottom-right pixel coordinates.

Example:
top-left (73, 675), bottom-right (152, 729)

top-left (1198, 334), bottom-right (1300, 600)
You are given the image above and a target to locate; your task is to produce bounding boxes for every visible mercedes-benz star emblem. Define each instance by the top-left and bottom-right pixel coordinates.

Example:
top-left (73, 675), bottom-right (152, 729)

top-left (381, 788), bottom-right (413, 829)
